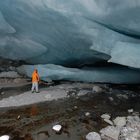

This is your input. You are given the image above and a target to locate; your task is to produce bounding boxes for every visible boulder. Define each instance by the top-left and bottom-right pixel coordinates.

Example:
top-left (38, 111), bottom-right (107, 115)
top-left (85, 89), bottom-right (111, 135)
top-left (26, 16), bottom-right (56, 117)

top-left (100, 126), bottom-right (121, 140)
top-left (113, 117), bottom-right (126, 127)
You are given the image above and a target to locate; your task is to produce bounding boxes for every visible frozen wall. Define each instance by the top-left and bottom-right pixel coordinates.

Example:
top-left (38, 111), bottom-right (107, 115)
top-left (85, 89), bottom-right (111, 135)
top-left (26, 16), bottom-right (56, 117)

top-left (0, 0), bottom-right (140, 67)
top-left (0, 0), bottom-right (140, 83)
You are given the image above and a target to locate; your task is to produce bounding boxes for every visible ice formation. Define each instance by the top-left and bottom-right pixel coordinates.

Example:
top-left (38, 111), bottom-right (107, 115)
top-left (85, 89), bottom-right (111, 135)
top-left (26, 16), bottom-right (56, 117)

top-left (17, 64), bottom-right (140, 84)
top-left (0, 0), bottom-right (140, 83)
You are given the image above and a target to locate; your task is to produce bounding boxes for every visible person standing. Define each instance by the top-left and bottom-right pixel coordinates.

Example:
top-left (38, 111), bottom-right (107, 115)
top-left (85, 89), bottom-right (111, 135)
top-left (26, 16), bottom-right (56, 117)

top-left (31, 69), bottom-right (40, 93)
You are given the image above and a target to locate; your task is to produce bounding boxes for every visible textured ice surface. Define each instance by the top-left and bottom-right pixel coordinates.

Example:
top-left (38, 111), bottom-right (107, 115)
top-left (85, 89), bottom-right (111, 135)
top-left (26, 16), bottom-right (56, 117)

top-left (1, 0), bottom-right (140, 83)
top-left (109, 42), bottom-right (140, 68)
top-left (0, 11), bottom-right (15, 33)
top-left (17, 64), bottom-right (140, 84)
top-left (0, 0), bottom-right (140, 68)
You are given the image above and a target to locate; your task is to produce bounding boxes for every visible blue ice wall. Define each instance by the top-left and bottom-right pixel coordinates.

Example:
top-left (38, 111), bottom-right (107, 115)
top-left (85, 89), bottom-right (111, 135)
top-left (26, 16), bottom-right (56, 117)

top-left (0, 0), bottom-right (140, 68)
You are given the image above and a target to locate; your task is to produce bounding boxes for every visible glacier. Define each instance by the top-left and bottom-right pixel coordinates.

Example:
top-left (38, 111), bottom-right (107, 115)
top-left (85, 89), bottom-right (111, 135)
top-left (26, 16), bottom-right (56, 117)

top-left (0, 0), bottom-right (140, 83)
top-left (17, 64), bottom-right (140, 84)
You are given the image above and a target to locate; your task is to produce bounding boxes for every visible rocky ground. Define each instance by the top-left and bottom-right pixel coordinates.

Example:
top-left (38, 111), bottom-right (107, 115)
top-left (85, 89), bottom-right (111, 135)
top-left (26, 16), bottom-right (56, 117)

top-left (0, 77), bottom-right (139, 140)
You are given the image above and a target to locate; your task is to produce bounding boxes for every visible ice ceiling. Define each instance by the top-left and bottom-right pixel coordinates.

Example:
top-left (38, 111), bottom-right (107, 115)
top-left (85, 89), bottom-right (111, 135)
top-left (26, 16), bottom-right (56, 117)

top-left (1, 0), bottom-right (140, 83)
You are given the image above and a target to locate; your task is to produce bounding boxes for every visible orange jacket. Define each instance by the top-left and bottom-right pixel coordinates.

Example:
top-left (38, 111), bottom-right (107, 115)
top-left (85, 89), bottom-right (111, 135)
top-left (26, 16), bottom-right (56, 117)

top-left (32, 71), bottom-right (40, 82)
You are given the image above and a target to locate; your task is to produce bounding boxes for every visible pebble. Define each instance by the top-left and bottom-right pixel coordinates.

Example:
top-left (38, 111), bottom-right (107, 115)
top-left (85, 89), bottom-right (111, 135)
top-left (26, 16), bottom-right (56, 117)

top-left (92, 86), bottom-right (103, 93)
top-left (128, 109), bottom-right (133, 113)
top-left (52, 125), bottom-right (62, 132)
top-left (74, 106), bottom-right (78, 109)
top-left (101, 114), bottom-right (111, 120)
top-left (109, 97), bottom-right (114, 101)
top-left (85, 112), bottom-right (90, 117)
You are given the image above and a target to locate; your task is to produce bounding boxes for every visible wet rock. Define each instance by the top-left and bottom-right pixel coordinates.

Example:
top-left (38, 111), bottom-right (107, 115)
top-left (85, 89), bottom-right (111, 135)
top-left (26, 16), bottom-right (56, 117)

top-left (92, 86), bottom-right (103, 93)
top-left (101, 114), bottom-right (111, 120)
top-left (9, 66), bottom-right (16, 71)
top-left (17, 115), bottom-right (21, 120)
top-left (100, 126), bottom-right (121, 140)
top-left (86, 132), bottom-right (101, 140)
top-left (119, 116), bottom-right (140, 140)
top-left (78, 90), bottom-right (88, 96)
top-left (85, 112), bottom-right (90, 117)
top-left (66, 89), bottom-right (78, 97)
top-left (113, 117), bottom-right (126, 127)
top-left (109, 97), bottom-right (114, 101)
top-left (0, 135), bottom-right (10, 140)
top-left (74, 106), bottom-right (78, 109)
top-left (116, 94), bottom-right (128, 99)
top-left (128, 109), bottom-right (133, 113)
top-left (1, 92), bottom-right (4, 95)
top-left (132, 112), bottom-right (139, 116)
top-left (52, 124), bottom-right (62, 133)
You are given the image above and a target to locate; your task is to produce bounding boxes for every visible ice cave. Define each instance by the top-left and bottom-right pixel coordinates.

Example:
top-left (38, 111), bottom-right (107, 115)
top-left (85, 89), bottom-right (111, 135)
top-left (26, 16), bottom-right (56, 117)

top-left (1, 0), bottom-right (140, 83)
top-left (0, 1), bottom-right (140, 140)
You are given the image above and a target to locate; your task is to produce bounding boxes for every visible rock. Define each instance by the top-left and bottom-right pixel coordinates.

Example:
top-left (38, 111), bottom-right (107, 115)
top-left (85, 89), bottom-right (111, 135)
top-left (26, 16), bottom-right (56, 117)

top-left (0, 135), bottom-right (10, 140)
top-left (74, 106), bottom-right (78, 109)
top-left (128, 109), bottom-right (133, 113)
top-left (100, 126), bottom-right (121, 140)
top-left (86, 132), bottom-right (101, 140)
top-left (17, 115), bottom-right (21, 120)
top-left (13, 78), bottom-right (27, 83)
top-left (132, 112), bottom-right (139, 116)
top-left (127, 116), bottom-right (140, 127)
top-left (1, 92), bottom-right (4, 95)
top-left (119, 126), bottom-right (140, 140)
top-left (52, 125), bottom-right (62, 132)
top-left (92, 86), bottom-right (103, 93)
top-left (119, 116), bottom-right (140, 140)
top-left (104, 119), bottom-right (113, 125)
top-left (45, 94), bottom-right (52, 99)
top-left (85, 112), bottom-right (90, 117)
top-left (113, 117), bottom-right (126, 127)
top-left (76, 96), bottom-right (79, 99)
top-left (116, 94), bottom-right (128, 99)
top-left (109, 97), bottom-right (114, 101)
top-left (101, 114), bottom-right (111, 120)
top-left (0, 71), bottom-right (21, 78)
top-left (9, 66), bottom-right (16, 71)
top-left (78, 90), bottom-right (88, 96)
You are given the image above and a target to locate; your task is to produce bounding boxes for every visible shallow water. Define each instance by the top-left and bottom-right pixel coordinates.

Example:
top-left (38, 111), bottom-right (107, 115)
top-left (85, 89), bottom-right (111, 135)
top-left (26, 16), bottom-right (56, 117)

top-left (0, 83), bottom-right (139, 140)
